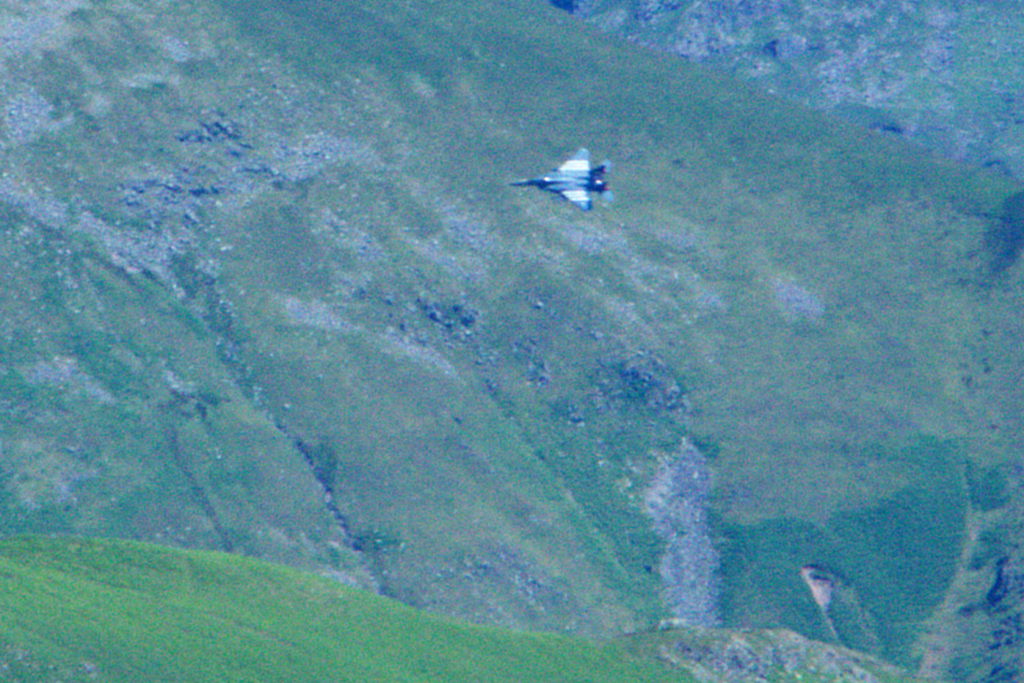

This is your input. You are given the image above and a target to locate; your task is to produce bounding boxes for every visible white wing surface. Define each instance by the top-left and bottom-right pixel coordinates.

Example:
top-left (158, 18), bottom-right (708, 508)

top-left (557, 148), bottom-right (590, 176)
top-left (561, 188), bottom-right (592, 210)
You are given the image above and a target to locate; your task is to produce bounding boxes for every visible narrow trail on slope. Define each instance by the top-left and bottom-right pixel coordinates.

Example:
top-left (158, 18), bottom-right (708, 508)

top-left (915, 509), bottom-right (981, 679)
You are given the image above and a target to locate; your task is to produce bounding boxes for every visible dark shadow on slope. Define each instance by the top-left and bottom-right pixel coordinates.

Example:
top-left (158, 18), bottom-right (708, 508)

top-left (550, 0), bottom-right (581, 12)
top-left (986, 190), bottom-right (1024, 273)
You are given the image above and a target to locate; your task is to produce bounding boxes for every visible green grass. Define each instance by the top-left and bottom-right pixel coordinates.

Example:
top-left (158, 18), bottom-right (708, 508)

top-left (1, 0), bottom-right (1023, 674)
top-left (718, 437), bottom-right (967, 664)
top-left (0, 535), bottom-right (686, 682)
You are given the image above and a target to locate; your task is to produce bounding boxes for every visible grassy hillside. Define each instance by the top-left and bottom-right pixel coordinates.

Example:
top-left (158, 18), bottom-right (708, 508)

top-left (0, 0), bottom-right (1022, 675)
top-left (0, 535), bottom-right (685, 681)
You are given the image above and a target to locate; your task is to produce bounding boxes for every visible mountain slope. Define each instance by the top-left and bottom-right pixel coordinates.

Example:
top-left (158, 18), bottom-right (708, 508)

top-left (0, 0), bottom-right (1022, 674)
top-left (567, 0), bottom-right (1024, 180)
top-left (0, 535), bottom-right (685, 681)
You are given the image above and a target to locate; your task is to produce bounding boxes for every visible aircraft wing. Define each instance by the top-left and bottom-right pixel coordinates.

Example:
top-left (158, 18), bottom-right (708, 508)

top-left (561, 188), bottom-right (592, 210)
top-left (557, 148), bottom-right (591, 176)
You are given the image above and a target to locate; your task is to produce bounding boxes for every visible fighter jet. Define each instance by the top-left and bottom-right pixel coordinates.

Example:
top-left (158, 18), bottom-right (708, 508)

top-left (512, 148), bottom-right (613, 211)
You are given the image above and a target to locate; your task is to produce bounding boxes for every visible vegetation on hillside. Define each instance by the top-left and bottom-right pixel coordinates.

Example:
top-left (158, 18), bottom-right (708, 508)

top-left (0, 0), bottom-right (1021, 676)
top-left (0, 536), bottom-right (685, 681)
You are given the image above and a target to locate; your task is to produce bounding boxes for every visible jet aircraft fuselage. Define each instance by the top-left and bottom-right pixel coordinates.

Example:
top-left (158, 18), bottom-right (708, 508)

top-left (512, 148), bottom-right (612, 211)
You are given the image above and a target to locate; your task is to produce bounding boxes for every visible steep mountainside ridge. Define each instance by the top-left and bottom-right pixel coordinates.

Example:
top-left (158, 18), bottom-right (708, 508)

top-left (566, 0), bottom-right (1024, 180)
top-left (0, 0), bottom-right (1022, 677)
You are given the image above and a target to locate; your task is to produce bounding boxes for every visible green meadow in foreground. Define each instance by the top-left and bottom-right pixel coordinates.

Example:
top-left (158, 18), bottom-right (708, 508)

top-left (0, 536), bottom-right (684, 682)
